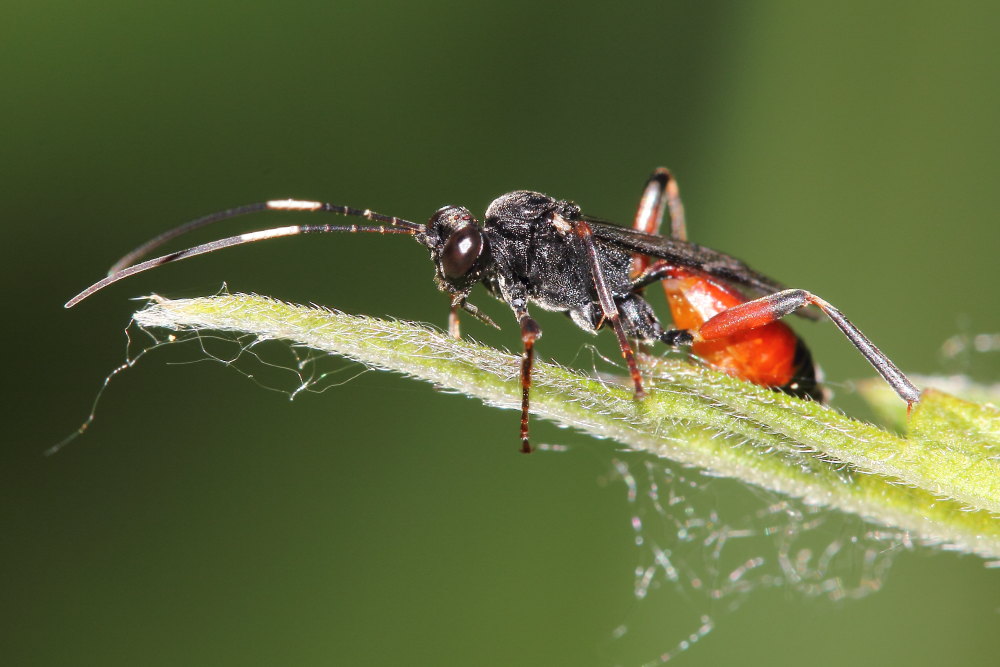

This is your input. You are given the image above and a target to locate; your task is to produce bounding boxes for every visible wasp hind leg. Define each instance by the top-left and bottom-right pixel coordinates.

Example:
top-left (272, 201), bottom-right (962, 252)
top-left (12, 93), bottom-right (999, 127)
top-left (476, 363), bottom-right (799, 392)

top-left (661, 289), bottom-right (920, 407)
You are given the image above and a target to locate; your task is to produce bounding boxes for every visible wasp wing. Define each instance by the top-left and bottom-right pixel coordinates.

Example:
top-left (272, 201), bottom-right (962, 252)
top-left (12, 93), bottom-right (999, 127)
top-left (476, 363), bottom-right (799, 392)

top-left (583, 216), bottom-right (822, 321)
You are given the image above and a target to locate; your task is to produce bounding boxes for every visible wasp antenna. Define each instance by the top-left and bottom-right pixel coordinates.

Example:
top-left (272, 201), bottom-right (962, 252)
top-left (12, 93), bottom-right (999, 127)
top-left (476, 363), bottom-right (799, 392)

top-left (109, 200), bottom-right (423, 274)
top-left (67, 223), bottom-right (418, 309)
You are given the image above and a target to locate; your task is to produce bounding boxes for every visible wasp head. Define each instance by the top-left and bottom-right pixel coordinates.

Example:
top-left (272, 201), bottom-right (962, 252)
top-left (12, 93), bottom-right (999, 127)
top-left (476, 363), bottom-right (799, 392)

top-left (418, 205), bottom-right (489, 295)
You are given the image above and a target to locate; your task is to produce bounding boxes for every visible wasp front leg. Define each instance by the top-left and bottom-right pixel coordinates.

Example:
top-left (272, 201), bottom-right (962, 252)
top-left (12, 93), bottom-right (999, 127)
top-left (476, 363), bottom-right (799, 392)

top-left (448, 297), bottom-right (463, 339)
top-left (448, 295), bottom-right (500, 339)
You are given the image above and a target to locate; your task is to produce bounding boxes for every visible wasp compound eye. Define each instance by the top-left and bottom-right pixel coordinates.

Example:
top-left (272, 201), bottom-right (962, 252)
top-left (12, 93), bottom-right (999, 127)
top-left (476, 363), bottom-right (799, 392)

top-left (441, 224), bottom-right (483, 278)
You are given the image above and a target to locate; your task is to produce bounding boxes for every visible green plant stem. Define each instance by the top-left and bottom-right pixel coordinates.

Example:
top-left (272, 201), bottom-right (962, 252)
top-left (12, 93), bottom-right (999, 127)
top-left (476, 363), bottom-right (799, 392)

top-left (133, 293), bottom-right (1000, 560)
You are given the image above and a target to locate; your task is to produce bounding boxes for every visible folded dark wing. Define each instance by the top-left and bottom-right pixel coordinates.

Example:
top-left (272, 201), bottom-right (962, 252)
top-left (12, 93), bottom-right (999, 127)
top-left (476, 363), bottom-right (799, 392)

top-left (584, 217), bottom-right (821, 320)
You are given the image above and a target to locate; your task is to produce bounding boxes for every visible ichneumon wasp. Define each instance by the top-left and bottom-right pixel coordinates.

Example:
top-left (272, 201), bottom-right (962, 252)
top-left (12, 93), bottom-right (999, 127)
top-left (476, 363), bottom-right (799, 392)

top-left (66, 168), bottom-right (921, 452)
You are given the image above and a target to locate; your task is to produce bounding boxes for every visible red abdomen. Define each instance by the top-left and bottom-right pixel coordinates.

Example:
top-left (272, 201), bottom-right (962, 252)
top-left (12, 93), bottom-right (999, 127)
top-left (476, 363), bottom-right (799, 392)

top-left (663, 268), bottom-right (805, 389)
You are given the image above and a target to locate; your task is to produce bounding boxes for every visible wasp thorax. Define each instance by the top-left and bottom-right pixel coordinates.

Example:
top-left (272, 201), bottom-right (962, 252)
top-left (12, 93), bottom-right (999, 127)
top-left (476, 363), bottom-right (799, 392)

top-left (484, 191), bottom-right (581, 228)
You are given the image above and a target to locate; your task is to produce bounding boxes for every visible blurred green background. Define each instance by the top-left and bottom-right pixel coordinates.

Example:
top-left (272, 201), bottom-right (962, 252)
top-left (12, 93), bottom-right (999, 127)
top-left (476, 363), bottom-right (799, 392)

top-left (4, 1), bottom-right (1000, 665)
